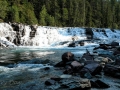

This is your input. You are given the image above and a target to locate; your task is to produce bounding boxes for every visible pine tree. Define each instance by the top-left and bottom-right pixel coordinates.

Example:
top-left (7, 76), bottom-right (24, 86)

top-left (85, 1), bottom-right (93, 27)
top-left (11, 5), bottom-right (20, 22)
top-left (0, 0), bottom-right (8, 22)
top-left (46, 15), bottom-right (55, 26)
top-left (20, 2), bottom-right (38, 24)
top-left (39, 5), bottom-right (47, 25)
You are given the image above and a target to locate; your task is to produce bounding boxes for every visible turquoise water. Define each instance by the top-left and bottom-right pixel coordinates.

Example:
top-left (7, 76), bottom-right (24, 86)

top-left (0, 47), bottom-right (87, 63)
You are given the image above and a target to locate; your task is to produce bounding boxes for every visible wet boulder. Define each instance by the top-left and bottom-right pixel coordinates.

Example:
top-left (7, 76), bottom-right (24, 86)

top-left (94, 44), bottom-right (111, 50)
top-left (115, 55), bottom-right (120, 65)
top-left (68, 42), bottom-right (76, 47)
top-left (91, 80), bottom-right (110, 89)
top-left (104, 64), bottom-right (120, 78)
top-left (111, 41), bottom-right (119, 47)
top-left (63, 61), bottom-right (84, 74)
top-left (54, 52), bottom-right (74, 67)
top-left (54, 61), bottom-right (66, 67)
top-left (94, 56), bottom-right (114, 65)
top-left (45, 79), bottom-right (56, 86)
top-left (62, 52), bottom-right (74, 63)
top-left (79, 41), bottom-right (84, 46)
top-left (113, 47), bottom-right (120, 55)
top-left (80, 63), bottom-right (102, 78)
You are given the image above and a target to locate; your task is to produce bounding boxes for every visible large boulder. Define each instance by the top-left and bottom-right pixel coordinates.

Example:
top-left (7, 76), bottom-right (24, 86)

top-left (80, 63), bottom-right (102, 78)
top-left (63, 61), bottom-right (83, 74)
top-left (62, 52), bottom-right (74, 63)
top-left (104, 64), bottom-right (120, 78)
top-left (54, 52), bottom-right (74, 67)
top-left (113, 47), bottom-right (120, 55)
top-left (114, 54), bottom-right (120, 65)
top-left (68, 42), bottom-right (76, 47)
top-left (111, 41), bottom-right (119, 47)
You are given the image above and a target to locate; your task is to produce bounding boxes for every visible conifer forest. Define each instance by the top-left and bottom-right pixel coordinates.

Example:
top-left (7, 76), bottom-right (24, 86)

top-left (0, 0), bottom-right (120, 29)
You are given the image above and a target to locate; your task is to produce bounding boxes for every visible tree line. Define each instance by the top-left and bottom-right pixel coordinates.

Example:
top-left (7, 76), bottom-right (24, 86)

top-left (0, 0), bottom-right (120, 29)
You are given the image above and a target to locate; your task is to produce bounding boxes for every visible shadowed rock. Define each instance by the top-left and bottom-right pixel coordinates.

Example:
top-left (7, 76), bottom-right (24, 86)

top-left (62, 52), bottom-right (74, 63)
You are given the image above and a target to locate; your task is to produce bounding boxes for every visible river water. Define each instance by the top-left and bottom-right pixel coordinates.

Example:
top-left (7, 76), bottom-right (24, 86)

top-left (0, 47), bottom-right (87, 63)
top-left (0, 47), bottom-right (120, 90)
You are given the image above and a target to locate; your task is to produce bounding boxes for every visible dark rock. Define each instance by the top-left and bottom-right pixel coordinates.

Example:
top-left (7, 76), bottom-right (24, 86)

top-left (99, 44), bottom-right (110, 50)
top-left (85, 28), bottom-right (93, 36)
top-left (54, 61), bottom-right (66, 67)
top-left (95, 80), bottom-right (110, 88)
top-left (80, 68), bottom-right (92, 78)
top-left (51, 76), bottom-right (61, 81)
top-left (94, 44), bottom-right (111, 50)
top-left (90, 80), bottom-right (100, 88)
top-left (63, 61), bottom-right (84, 74)
top-left (104, 64), bottom-right (120, 78)
top-left (62, 52), bottom-right (74, 63)
top-left (45, 79), bottom-right (56, 86)
top-left (81, 50), bottom-right (94, 61)
top-left (71, 61), bottom-right (83, 68)
top-left (68, 42), bottom-right (76, 47)
top-left (80, 63), bottom-right (102, 78)
top-left (84, 60), bottom-right (98, 65)
top-left (44, 67), bottom-right (50, 70)
top-left (60, 84), bottom-right (69, 88)
top-left (91, 80), bottom-right (110, 88)
top-left (114, 54), bottom-right (120, 65)
top-left (113, 47), bottom-right (120, 55)
top-left (111, 41), bottom-right (119, 46)
top-left (79, 41), bottom-right (84, 46)
top-left (113, 50), bottom-right (120, 55)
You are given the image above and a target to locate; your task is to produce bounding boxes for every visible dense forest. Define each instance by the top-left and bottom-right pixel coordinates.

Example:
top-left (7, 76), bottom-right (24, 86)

top-left (0, 0), bottom-right (120, 29)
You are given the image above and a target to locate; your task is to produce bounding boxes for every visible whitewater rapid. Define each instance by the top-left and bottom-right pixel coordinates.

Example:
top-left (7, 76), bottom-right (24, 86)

top-left (0, 23), bottom-right (120, 48)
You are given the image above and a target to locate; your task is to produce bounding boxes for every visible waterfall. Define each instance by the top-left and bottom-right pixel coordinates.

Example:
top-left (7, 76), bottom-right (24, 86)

top-left (0, 23), bottom-right (120, 48)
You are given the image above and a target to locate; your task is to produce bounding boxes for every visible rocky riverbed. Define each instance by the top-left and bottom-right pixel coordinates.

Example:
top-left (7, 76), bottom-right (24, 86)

top-left (0, 45), bottom-right (120, 90)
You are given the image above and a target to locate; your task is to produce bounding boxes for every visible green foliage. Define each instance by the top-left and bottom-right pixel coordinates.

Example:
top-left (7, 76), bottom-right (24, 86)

top-left (11, 5), bottom-right (20, 22)
top-left (46, 14), bottom-right (55, 26)
top-left (39, 5), bottom-right (47, 25)
top-left (24, 3), bottom-right (38, 24)
top-left (0, 0), bottom-right (120, 29)
top-left (0, 0), bottom-right (8, 20)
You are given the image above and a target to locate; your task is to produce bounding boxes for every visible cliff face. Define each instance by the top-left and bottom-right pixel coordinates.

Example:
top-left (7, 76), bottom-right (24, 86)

top-left (0, 23), bottom-right (120, 48)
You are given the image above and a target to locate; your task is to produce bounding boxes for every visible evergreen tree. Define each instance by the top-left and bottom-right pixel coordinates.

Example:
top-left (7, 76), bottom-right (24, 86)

top-left (115, 0), bottom-right (120, 29)
top-left (11, 5), bottom-right (20, 22)
top-left (39, 5), bottom-right (47, 25)
top-left (46, 15), bottom-right (55, 26)
top-left (85, 1), bottom-right (93, 27)
top-left (54, 0), bottom-right (62, 26)
top-left (0, 0), bottom-right (8, 22)
top-left (19, 2), bottom-right (38, 24)
top-left (67, 0), bottom-right (74, 26)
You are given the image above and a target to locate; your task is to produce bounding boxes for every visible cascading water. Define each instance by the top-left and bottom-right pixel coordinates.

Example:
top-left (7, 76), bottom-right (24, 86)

top-left (0, 22), bottom-right (120, 48)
